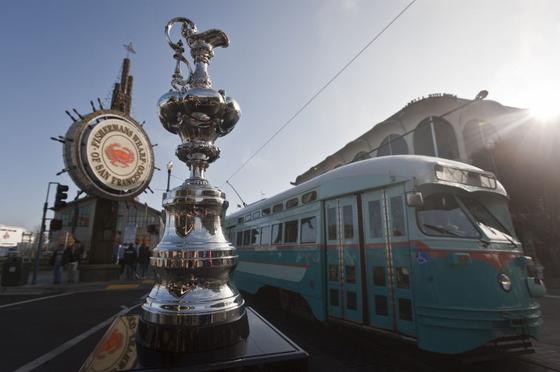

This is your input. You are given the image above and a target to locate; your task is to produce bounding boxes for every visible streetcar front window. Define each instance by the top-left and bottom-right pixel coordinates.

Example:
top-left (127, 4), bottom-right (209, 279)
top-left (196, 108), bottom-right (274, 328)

top-left (417, 193), bottom-right (480, 238)
top-left (457, 196), bottom-right (516, 242)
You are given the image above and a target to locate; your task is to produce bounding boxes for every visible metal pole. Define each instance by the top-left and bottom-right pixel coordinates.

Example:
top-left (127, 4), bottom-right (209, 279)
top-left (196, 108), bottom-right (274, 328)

top-left (32, 182), bottom-right (57, 284)
top-left (166, 169), bottom-right (171, 192)
top-left (429, 116), bottom-right (439, 157)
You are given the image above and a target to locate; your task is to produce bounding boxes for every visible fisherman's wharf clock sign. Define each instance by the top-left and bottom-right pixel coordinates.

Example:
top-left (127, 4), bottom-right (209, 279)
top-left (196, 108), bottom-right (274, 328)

top-left (63, 110), bottom-right (154, 199)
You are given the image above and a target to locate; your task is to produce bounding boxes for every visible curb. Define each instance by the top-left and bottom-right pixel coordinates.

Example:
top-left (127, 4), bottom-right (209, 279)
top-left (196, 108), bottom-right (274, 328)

top-left (0, 280), bottom-right (154, 296)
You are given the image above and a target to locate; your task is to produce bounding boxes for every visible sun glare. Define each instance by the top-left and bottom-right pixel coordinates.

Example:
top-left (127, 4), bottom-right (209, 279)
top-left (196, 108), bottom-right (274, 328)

top-left (529, 96), bottom-right (560, 122)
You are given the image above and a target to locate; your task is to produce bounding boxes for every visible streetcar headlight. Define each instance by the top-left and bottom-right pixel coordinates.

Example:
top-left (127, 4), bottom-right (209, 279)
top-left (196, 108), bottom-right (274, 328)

top-left (498, 273), bottom-right (512, 292)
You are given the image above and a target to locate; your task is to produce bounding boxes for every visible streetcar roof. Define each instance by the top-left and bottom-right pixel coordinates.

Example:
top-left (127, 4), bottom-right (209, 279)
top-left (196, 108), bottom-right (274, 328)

top-left (227, 155), bottom-right (506, 220)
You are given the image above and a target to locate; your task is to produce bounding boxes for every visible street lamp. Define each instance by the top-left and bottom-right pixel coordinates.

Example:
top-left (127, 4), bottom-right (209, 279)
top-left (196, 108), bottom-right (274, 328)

top-left (166, 161), bottom-right (173, 192)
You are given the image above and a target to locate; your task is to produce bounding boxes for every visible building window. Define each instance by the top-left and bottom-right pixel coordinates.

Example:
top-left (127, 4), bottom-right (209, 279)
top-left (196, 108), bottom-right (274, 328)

top-left (300, 217), bottom-right (317, 243)
top-left (284, 220), bottom-right (298, 243)
top-left (463, 119), bottom-right (496, 171)
top-left (413, 117), bottom-right (459, 160)
top-left (377, 134), bottom-right (408, 157)
top-left (77, 205), bottom-right (91, 227)
top-left (352, 151), bottom-right (371, 162)
top-left (252, 211), bottom-right (261, 219)
top-left (262, 208), bottom-right (271, 216)
top-left (61, 210), bottom-right (73, 227)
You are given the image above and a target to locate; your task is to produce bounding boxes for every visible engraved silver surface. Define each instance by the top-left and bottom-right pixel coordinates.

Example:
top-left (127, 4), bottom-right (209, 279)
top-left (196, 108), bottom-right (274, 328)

top-left (140, 18), bottom-right (244, 334)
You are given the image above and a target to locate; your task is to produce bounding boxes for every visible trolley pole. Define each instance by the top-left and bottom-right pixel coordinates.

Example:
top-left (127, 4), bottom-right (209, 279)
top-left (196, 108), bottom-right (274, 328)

top-left (31, 182), bottom-right (58, 284)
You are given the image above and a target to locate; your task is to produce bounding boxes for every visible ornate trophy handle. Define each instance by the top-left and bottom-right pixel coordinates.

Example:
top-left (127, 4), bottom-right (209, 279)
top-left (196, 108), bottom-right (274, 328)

top-left (165, 17), bottom-right (196, 91)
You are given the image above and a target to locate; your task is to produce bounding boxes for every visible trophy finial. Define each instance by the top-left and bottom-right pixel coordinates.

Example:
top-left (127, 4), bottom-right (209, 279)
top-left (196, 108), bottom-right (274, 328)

top-left (158, 19), bottom-right (240, 179)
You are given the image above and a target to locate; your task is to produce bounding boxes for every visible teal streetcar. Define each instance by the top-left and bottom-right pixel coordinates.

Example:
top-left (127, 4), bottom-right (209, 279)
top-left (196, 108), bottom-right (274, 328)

top-left (225, 155), bottom-right (545, 354)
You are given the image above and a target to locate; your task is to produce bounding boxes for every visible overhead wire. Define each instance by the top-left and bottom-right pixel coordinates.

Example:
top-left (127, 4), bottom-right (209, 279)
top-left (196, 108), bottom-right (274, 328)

top-left (225, 0), bottom-right (417, 183)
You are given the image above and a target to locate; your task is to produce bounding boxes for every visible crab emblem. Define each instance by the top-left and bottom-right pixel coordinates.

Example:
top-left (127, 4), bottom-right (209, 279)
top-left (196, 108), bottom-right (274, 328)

top-left (95, 329), bottom-right (124, 359)
top-left (104, 143), bottom-right (135, 167)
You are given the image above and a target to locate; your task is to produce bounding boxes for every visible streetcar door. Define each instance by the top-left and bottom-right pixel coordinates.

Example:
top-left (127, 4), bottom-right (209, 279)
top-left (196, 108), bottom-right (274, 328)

top-left (385, 186), bottom-right (415, 336)
top-left (362, 186), bottom-right (415, 335)
top-left (324, 196), bottom-right (363, 323)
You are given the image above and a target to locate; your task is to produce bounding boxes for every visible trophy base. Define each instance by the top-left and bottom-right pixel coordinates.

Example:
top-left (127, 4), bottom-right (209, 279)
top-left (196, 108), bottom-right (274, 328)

top-left (136, 310), bottom-right (249, 353)
top-left (79, 307), bottom-right (308, 372)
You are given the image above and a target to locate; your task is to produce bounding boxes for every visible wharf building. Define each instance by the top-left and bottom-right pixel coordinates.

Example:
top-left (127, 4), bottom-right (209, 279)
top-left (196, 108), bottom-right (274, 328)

top-left (49, 197), bottom-right (162, 259)
top-left (294, 93), bottom-right (560, 281)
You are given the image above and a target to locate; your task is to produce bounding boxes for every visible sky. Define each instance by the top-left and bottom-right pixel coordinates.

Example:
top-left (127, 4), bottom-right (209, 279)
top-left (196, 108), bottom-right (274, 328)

top-left (1, 0), bottom-right (559, 231)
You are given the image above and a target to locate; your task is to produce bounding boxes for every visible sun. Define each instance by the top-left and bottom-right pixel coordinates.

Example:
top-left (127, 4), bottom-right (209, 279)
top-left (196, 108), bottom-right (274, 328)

top-left (528, 94), bottom-right (560, 122)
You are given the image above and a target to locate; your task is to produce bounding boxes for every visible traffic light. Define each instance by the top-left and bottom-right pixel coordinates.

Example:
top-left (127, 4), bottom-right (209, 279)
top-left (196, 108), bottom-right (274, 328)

top-left (54, 184), bottom-right (69, 209)
top-left (50, 219), bottom-right (62, 231)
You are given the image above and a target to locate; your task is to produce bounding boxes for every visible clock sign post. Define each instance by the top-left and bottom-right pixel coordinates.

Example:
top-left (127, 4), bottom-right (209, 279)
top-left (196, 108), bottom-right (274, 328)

top-left (54, 55), bottom-right (156, 280)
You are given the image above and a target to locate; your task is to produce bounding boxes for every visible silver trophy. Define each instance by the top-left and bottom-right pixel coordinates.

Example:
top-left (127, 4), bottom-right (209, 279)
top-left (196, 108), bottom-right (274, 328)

top-left (137, 17), bottom-right (247, 353)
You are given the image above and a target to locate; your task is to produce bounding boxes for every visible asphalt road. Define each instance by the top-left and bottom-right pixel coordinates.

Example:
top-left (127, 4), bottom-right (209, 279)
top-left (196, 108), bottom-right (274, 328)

top-left (0, 288), bottom-right (148, 372)
top-left (0, 287), bottom-right (558, 372)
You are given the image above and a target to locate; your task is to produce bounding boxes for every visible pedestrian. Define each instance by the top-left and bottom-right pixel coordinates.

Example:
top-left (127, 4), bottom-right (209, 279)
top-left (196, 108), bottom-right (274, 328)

top-left (64, 243), bottom-right (78, 283)
top-left (123, 243), bottom-right (137, 280)
top-left (115, 243), bottom-right (125, 274)
top-left (137, 243), bottom-right (150, 279)
top-left (50, 244), bottom-right (66, 284)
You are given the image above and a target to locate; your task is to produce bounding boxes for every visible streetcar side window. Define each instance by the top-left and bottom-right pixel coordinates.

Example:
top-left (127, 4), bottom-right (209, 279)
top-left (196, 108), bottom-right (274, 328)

top-left (375, 295), bottom-right (388, 316)
top-left (399, 298), bottom-right (413, 321)
top-left (272, 223), bottom-right (283, 244)
top-left (286, 198), bottom-right (299, 209)
top-left (327, 207), bottom-right (337, 240)
top-left (236, 231), bottom-right (243, 246)
top-left (368, 200), bottom-right (383, 238)
top-left (284, 220), bottom-right (298, 243)
top-left (243, 230), bottom-right (251, 246)
top-left (260, 225), bottom-right (271, 245)
top-left (396, 267), bottom-right (410, 289)
top-left (373, 266), bottom-right (386, 286)
top-left (302, 191), bottom-right (317, 204)
top-left (390, 196), bottom-right (405, 236)
top-left (250, 228), bottom-right (260, 245)
top-left (272, 203), bottom-right (284, 213)
top-left (300, 217), bottom-right (317, 243)
top-left (342, 205), bottom-right (354, 239)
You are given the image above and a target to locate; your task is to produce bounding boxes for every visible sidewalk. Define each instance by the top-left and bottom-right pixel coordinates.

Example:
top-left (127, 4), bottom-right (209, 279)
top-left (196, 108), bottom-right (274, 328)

top-left (0, 270), bottom-right (154, 296)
